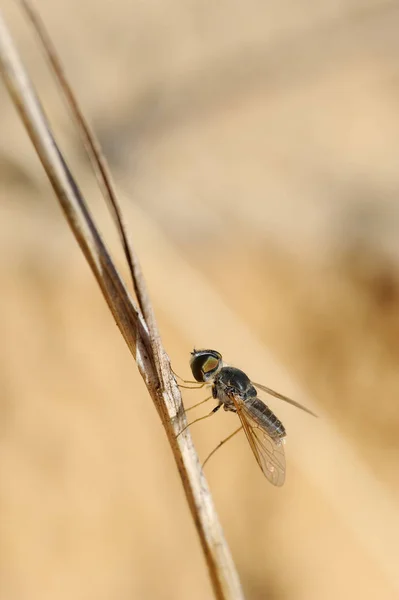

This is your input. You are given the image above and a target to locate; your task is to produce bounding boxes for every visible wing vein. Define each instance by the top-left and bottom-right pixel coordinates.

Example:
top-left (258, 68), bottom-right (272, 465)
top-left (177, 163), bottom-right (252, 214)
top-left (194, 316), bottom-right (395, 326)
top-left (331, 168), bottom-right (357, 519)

top-left (253, 382), bottom-right (317, 417)
top-left (229, 393), bottom-right (286, 487)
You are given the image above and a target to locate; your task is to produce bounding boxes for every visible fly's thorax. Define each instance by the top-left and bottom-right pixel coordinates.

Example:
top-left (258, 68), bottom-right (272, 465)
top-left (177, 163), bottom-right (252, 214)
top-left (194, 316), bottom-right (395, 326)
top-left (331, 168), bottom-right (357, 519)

top-left (213, 366), bottom-right (256, 412)
top-left (190, 349), bottom-right (223, 382)
top-left (215, 366), bottom-right (254, 396)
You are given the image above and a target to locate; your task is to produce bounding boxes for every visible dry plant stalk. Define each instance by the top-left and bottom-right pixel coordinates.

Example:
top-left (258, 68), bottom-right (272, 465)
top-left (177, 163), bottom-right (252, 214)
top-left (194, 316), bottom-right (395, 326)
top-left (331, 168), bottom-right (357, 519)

top-left (0, 3), bottom-right (244, 599)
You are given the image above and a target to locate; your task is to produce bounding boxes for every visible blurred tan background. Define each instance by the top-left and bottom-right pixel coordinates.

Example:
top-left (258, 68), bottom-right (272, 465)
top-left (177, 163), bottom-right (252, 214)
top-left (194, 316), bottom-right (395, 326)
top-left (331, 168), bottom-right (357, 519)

top-left (2, 1), bottom-right (399, 599)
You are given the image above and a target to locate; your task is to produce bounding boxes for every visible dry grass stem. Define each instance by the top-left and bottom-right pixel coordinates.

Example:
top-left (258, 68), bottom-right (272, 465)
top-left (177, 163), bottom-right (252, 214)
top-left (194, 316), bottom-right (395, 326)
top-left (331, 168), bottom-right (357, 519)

top-left (0, 4), bottom-right (244, 599)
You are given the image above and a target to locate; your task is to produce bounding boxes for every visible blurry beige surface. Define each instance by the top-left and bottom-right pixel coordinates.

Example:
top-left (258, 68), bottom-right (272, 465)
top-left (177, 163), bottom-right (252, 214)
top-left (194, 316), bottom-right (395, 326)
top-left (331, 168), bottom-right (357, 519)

top-left (1, 1), bottom-right (399, 599)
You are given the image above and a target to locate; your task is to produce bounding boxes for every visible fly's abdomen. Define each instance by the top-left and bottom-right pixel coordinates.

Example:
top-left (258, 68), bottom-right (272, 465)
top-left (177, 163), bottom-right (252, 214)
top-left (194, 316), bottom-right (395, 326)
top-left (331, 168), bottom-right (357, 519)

top-left (246, 396), bottom-right (286, 439)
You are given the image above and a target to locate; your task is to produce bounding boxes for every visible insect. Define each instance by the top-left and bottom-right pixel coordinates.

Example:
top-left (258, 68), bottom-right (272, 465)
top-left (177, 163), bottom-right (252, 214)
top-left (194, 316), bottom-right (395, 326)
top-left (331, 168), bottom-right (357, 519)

top-left (182, 349), bottom-right (316, 487)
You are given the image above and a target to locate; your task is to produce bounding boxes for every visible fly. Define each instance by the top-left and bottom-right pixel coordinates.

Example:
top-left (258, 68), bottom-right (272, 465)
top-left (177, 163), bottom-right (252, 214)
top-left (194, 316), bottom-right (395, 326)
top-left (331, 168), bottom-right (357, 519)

top-left (180, 348), bottom-right (316, 487)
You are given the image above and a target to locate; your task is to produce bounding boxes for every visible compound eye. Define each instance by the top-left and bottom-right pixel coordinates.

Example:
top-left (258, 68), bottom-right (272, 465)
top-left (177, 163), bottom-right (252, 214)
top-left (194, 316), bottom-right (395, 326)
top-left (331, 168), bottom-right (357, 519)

top-left (190, 350), bottom-right (222, 382)
top-left (202, 355), bottom-right (219, 376)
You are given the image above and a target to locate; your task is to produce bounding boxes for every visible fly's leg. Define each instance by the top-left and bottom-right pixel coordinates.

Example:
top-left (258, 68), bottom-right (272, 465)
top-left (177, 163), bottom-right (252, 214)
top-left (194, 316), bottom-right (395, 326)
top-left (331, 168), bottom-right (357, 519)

top-left (179, 383), bottom-right (206, 389)
top-left (172, 368), bottom-right (205, 389)
top-left (177, 404), bottom-right (222, 437)
top-left (202, 426), bottom-right (243, 469)
top-left (185, 395), bottom-right (213, 412)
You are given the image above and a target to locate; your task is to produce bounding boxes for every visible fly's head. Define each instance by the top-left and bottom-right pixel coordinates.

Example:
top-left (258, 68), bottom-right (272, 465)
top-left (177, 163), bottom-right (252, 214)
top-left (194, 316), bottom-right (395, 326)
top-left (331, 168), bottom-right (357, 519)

top-left (190, 349), bottom-right (223, 383)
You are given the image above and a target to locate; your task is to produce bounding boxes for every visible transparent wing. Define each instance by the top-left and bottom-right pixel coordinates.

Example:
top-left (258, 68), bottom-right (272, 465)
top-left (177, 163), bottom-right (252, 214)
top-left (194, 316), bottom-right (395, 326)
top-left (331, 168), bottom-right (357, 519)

top-left (231, 394), bottom-right (286, 486)
top-left (253, 382), bottom-right (317, 417)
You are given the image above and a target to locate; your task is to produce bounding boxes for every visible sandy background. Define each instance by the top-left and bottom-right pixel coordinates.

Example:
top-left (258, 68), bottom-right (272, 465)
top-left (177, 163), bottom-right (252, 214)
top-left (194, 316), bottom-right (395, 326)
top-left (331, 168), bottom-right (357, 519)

top-left (1, 1), bottom-right (399, 599)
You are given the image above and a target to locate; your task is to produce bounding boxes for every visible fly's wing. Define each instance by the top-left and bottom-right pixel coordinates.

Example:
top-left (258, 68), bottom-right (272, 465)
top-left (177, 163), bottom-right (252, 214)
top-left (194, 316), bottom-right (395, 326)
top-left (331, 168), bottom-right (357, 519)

top-left (253, 382), bottom-right (317, 417)
top-left (230, 393), bottom-right (286, 486)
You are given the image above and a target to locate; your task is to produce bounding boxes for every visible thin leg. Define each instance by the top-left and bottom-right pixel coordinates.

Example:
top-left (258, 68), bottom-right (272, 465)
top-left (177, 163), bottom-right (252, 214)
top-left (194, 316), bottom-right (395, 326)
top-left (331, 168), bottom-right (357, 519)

top-left (179, 383), bottom-right (206, 390)
top-left (202, 426), bottom-right (243, 470)
top-left (172, 368), bottom-right (204, 386)
top-left (177, 404), bottom-right (221, 437)
top-left (185, 395), bottom-right (213, 412)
